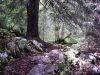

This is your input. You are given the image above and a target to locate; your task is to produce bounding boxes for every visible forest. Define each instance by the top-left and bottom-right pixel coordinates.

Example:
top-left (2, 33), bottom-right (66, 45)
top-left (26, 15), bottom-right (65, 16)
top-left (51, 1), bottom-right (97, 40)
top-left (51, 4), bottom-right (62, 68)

top-left (0, 0), bottom-right (100, 75)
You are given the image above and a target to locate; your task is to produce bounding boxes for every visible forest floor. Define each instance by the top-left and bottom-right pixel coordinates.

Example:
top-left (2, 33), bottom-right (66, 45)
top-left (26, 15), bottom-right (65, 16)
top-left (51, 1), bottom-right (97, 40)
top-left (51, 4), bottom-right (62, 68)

top-left (1, 38), bottom-right (100, 75)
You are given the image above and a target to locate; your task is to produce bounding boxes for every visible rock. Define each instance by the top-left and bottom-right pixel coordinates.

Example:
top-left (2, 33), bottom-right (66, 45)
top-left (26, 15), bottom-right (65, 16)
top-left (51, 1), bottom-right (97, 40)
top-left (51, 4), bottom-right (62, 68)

top-left (4, 37), bottom-right (45, 57)
top-left (13, 37), bottom-right (23, 41)
top-left (95, 4), bottom-right (100, 13)
top-left (0, 52), bottom-right (8, 59)
top-left (89, 55), bottom-right (96, 63)
top-left (6, 37), bottom-right (43, 56)
top-left (59, 53), bottom-right (65, 63)
top-left (28, 64), bottom-right (59, 75)
top-left (48, 49), bottom-right (65, 63)
top-left (85, 3), bottom-right (97, 12)
top-left (92, 66), bottom-right (98, 73)
top-left (6, 42), bottom-right (16, 52)
top-left (94, 53), bottom-right (100, 58)
top-left (17, 38), bottom-right (27, 49)
top-left (31, 55), bottom-right (51, 64)
top-left (32, 40), bottom-right (44, 52)
top-left (48, 49), bottom-right (60, 57)
top-left (26, 45), bottom-right (37, 52)
top-left (87, 65), bottom-right (100, 75)
top-left (41, 56), bottom-right (51, 64)
top-left (46, 64), bottom-right (58, 73)
top-left (6, 41), bottom-right (19, 57)
top-left (48, 49), bottom-right (60, 61)
top-left (6, 41), bottom-right (19, 52)
top-left (0, 52), bottom-right (8, 62)
top-left (98, 66), bottom-right (100, 74)
top-left (6, 37), bottom-right (27, 51)
top-left (27, 64), bottom-right (46, 75)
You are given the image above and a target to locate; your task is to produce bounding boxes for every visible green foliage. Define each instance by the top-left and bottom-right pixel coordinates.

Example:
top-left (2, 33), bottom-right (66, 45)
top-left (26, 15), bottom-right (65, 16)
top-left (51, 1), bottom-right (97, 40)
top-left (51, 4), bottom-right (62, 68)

top-left (47, 73), bottom-right (55, 75)
top-left (58, 63), bottom-right (65, 72)
top-left (0, 60), bottom-right (3, 70)
top-left (0, 28), bottom-right (10, 38)
top-left (0, 28), bottom-right (16, 51)
top-left (0, 0), bottom-right (27, 36)
top-left (0, 60), bottom-right (6, 71)
top-left (0, 28), bottom-right (15, 39)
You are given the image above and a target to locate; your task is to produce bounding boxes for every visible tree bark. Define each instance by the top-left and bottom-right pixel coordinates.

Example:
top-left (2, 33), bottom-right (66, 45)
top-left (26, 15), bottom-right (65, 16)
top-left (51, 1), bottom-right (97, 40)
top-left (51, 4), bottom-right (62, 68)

top-left (27, 0), bottom-right (40, 39)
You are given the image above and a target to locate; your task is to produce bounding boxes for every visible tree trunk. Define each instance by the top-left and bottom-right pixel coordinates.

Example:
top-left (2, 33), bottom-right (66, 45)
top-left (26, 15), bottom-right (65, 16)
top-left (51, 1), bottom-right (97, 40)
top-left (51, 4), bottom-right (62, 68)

top-left (26, 0), bottom-right (40, 39)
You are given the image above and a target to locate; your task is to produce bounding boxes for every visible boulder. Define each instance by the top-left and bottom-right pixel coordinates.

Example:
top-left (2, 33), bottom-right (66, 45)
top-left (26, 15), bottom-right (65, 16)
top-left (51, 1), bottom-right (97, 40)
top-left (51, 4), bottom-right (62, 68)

top-left (48, 49), bottom-right (64, 63)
